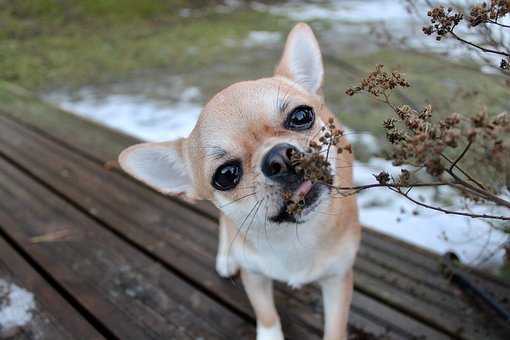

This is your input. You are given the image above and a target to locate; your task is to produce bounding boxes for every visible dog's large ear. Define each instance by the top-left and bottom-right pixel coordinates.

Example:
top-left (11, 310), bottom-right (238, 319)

top-left (275, 23), bottom-right (324, 94)
top-left (118, 139), bottom-right (196, 200)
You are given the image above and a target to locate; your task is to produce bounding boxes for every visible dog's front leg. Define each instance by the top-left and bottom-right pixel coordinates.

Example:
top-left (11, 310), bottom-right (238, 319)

top-left (319, 270), bottom-right (353, 340)
top-left (241, 269), bottom-right (283, 340)
top-left (216, 216), bottom-right (239, 277)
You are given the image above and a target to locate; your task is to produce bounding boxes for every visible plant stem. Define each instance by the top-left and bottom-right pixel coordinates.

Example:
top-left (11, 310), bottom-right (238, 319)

top-left (449, 31), bottom-right (510, 57)
top-left (389, 187), bottom-right (510, 221)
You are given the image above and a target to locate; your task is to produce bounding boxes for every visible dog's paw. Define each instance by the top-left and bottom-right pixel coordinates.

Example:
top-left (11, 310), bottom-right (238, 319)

top-left (256, 321), bottom-right (284, 340)
top-left (215, 255), bottom-right (239, 278)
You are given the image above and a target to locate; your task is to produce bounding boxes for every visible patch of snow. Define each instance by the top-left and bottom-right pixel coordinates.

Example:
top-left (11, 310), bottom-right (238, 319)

top-left (179, 8), bottom-right (191, 17)
top-left (0, 279), bottom-right (36, 334)
top-left (179, 87), bottom-right (201, 102)
top-left (255, 0), bottom-right (413, 23)
top-left (344, 127), bottom-right (380, 154)
top-left (243, 31), bottom-right (282, 47)
top-left (215, 0), bottom-right (243, 14)
top-left (45, 87), bottom-right (202, 142)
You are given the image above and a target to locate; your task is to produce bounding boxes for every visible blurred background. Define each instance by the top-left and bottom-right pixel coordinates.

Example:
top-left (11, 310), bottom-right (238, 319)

top-left (1, 0), bottom-right (508, 276)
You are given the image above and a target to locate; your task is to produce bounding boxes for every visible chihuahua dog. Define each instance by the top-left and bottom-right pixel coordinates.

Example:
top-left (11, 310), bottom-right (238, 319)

top-left (119, 23), bottom-right (361, 340)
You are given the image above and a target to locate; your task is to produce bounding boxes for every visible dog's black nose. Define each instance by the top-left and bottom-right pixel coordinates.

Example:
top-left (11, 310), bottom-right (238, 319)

top-left (261, 143), bottom-right (299, 183)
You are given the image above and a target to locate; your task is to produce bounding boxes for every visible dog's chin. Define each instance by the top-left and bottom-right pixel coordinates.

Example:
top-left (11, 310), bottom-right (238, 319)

top-left (269, 183), bottom-right (329, 224)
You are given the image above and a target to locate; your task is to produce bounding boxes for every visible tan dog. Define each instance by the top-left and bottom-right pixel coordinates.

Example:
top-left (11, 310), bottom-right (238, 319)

top-left (119, 23), bottom-right (361, 340)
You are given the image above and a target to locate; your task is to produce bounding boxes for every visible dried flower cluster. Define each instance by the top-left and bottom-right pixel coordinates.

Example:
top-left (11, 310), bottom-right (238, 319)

top-left (345, 64), bottom-right (409, 98)
top-left (502, 58), bottom-right (509, 70)
top-left (285, 194), bottom-right (306, 216)
top-left (374, 169), bottom-right (413, 188)
top-left (389, 106), bottom-right (458, 176)
top-left (422, 2), bottom-right (510, 73)
top-left (285, 118), bottom-right (349, 215)
top-left (467, 0), bottom-right (510, 27)
top-left (423, 6), bottom-right (463, 40)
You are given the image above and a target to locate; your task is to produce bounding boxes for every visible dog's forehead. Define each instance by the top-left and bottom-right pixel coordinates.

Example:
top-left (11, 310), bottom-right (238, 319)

top-left (193, 77), bottom-right (306, 146)
top-left (200, 78), bottom-right (282, 130)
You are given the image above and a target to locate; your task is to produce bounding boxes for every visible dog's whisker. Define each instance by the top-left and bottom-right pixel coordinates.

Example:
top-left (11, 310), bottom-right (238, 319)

top-left (315, 210), bottom-right (344, 216)
top-left (306, 126), bottom-right (325, 146)
top-left (236, 185), bottom-right (257, 190)
top-left (335, 165), bottom-right (360, 169)
top-left (219, 192), bottom-right (257, 208)
top-left (227, 200), bottom-right (261, 262)
top-left (243, 199), bottom-right (264, 245)
top-left (330, 193), bottom-right (358, 199)
top-left (262, 199), bottom-right (276, 254)
top-left (294, 219), bottom-right (305, 248)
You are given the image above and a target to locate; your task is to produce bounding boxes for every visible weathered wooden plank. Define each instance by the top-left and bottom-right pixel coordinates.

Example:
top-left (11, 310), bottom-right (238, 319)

top-left (0, 236), bottom-right (104, 340)
top-left (0, 157), bottom-right (256, 340)
top-left (0, 82), bottom-right (134, 163)
top-left (0, 115), bottom-right (452, 339)
top-left (361, 229), bottom-right (510, 296)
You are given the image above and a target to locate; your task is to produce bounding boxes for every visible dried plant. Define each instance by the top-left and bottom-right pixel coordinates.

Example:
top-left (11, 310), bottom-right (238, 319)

top-left (372, 0), bottom-right (510, 78)
top-left (292, 1), bottom-right (509, 228)
top-left (344, 65), bottom-right (509, 221)
top-left (431, 0), bottom-right (510, 75)
top-left (422, 1), bottom-right (510, 73)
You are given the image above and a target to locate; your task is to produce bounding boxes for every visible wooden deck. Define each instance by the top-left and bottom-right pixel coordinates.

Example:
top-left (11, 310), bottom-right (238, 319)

top-left (0, 96), bottom-right (509, 339)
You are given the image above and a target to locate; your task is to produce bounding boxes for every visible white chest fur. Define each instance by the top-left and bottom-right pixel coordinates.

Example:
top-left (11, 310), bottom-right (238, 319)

top-left (231, 220), bottom-right (357, 288)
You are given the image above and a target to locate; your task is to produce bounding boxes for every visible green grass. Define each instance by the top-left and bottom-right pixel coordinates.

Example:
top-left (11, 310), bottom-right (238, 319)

top-left (0, 0), bottom-right (290, 91)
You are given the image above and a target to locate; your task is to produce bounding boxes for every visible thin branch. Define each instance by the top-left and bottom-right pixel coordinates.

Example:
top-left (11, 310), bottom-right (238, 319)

top-left (328, 181), bottom-right (456, 193)
top-left (450, 182), bottom-right (494, 201)
top-left (440, 153), bottom-right (487, 190)
top-left (327, 177), bottom-right (510, 212)
top-left (447, 169), bottom-right (510, 209)
top-left (440, 144), bottom-right (510, 208)
top-left (487, 19), bottom-right (510, 29)
top-left (449, 140), bottom-right (472, 172)
top-left (449, 30), bottom-right (510, 57)
top-left (389, 187), bottom-right (510, 221)
top-left (328, 181), bottom-right (458, 199)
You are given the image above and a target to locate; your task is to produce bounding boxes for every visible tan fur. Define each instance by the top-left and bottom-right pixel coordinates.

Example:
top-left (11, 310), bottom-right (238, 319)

top-left (119, 23), bottom-right (361, 340)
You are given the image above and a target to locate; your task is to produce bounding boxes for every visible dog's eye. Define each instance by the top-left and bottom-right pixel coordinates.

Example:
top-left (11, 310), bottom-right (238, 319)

top-left (212, 160), bottom-right (242, 191)
top-left (284, 105), bottom-right (315, 131)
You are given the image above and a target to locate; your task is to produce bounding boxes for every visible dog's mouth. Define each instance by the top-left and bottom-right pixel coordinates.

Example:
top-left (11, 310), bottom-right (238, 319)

top-left (269, 180), bottom-right (328, 224)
